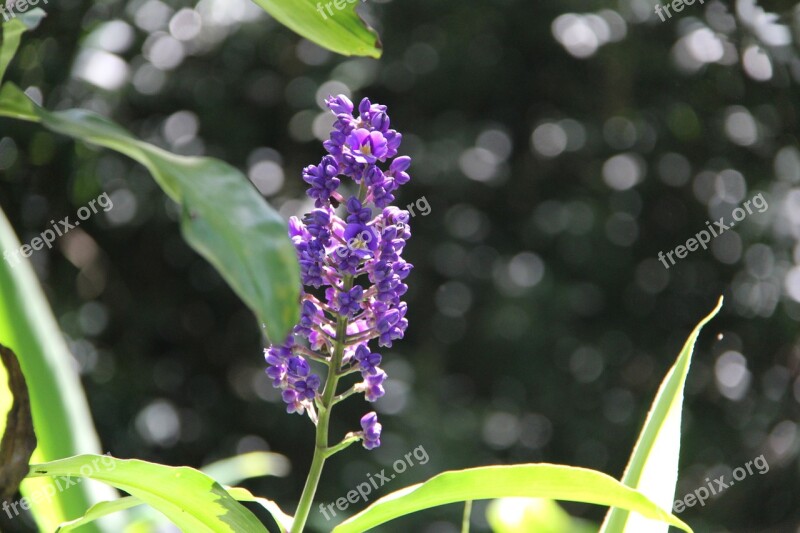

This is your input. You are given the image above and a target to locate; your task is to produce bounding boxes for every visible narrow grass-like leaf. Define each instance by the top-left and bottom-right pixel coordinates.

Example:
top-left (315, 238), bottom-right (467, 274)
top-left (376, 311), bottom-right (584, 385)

top-left (251, 0), bottom-right (381, 58)
top-left (331, 464), bottom-right (693, 533)
top-left (29, 455), bottom-right (269, 532)
top-left (0, 82), bottom-right (300, 343)
top-left (600, 297), bottom-right (723, 533)
top-left (0, 207), bottom-right (112, 531)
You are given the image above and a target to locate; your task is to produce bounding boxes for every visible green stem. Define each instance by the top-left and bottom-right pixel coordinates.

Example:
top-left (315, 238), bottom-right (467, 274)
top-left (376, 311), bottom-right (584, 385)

top-left (461, 500), bottom-right (472, 533)
top-left (290, 275), bottom-right (353, 533)
top-left (291, 185), bottom-right (368, 532)
top-left (332, 384), bottom-right (359, 405)
top-left (323, 435), bottom-right (360, 458)
top-left (290, 443), bottom-right (326, 533)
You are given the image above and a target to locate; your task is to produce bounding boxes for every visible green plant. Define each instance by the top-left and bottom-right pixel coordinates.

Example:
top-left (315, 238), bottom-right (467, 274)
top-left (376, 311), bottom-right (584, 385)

top-left (0, 6), bottom-right (722, 532)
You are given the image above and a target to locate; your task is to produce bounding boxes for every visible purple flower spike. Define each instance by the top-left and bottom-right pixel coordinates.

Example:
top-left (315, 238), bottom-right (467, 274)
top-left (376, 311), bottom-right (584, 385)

top-left (264, 94), bottom-right (413, 450)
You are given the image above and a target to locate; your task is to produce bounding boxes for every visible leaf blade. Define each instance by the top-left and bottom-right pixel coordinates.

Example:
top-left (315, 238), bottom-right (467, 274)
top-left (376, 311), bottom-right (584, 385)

top-left (0, 205), bottom-right (113, 531)
top-left (599, 297), bottom-right (724, 533)
top-left (0, 8), bottom-right (46, 83)
top-left (0, 83), bottom-right (301, 343)
top-left (227, 486), bottom-right (294, 533)
top-left (251, 0), bottom-right (381, 58)
top-left (29, 455), bottom-right (269, 533)
top-left (331, 464), bottom-right (693, 533)
top-left (55, 497), bottom-right (143, 532)
top-left (486, 498), bottom-right (596, 533)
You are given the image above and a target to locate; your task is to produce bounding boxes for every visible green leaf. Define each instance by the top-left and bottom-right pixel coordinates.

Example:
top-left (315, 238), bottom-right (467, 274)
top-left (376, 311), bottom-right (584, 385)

top-left (29, 454), bottom-right (269, 533)
top-left (0, 82), bottom-right (301, 343)
top-left (251, 0), bottom-right (381, 58)
top-left (486, 498), bottom-right (595, 533)
top-left (0, 79), bottom-right (37, 119)
top-left (56, 481), bottom-right (293, 532)
top-left (55, 497), bottom-right (142, 532)
top-left (227, 486), bottom-right (294, 533)
top-left (57, 490), bottom-right (292, 533)
top-left (331, 464), bottom-right (693, 533)
top-left (0, 8), bottom-right (46, 84)
top-left (201, 451), bottom-right (290, 486)
top-left (0, 205), bottom-right (112, 531)
top-left (600, 297), bottom-right (723, 533)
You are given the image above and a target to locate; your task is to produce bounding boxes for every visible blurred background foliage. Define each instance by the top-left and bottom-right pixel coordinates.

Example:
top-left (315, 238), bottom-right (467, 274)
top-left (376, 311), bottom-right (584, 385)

top-left (2, 0), bottom-right (800, 531)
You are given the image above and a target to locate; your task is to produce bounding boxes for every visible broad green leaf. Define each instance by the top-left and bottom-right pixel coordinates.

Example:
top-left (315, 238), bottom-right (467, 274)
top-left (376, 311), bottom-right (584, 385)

top-left (202, 451), bottom-right (290, 486)
top-left (0, 82), bottom-right (300, 343)
top-left (29, 454), bottom-right (269, 533)
top-left (251, 0), bottom-right (381, 58)
top-left (57, 477), bottom-right (293, 532)
top-left (57, 490), bottom-right (293, 532)
top-left (331, 464), bottom-right (693, 533)
top-left (0, 8), bottom-right (46, 83)
top-left (487, 498), bottom-right (595, 533)
top-left (0, 206), bottom-right (113, 531)
top-left (600, 297), bottom-right (723, 533)
top-left (58, 452), bottom-right (292, 531)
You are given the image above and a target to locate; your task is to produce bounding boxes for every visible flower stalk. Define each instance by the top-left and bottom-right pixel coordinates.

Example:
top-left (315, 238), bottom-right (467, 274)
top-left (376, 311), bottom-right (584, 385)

top-left (290, 277), bottom-right (352, 533)
top-left (264, 94), bottom-right (412, 532)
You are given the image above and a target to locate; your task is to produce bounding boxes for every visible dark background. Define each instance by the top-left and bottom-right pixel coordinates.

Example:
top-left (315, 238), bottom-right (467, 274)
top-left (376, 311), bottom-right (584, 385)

top-left (2, 0), bottom-right (800, 531)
